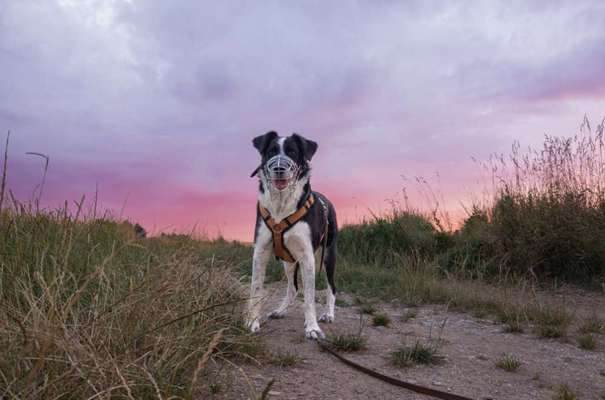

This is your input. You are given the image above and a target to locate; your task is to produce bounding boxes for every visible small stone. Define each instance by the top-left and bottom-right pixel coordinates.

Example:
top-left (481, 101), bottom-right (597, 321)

top-left (268, 391), bottom-right (282, 396)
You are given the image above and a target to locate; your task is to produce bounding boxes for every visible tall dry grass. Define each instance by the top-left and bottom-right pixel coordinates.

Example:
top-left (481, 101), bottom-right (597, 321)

top-left (0, 131), bottom-right (259, 399)
top-left (0, 203), bottom-right (261, 399)
top-left (445, 117), bottom-right (605, 284)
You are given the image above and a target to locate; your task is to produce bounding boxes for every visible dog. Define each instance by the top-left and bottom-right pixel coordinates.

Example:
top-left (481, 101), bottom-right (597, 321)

top-left (246, 131), bottom-right (338, 340)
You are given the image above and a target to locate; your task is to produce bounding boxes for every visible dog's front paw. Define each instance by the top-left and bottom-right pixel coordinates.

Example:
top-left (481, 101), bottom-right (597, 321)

top-left (246, 319), bottom-right (260, 333)
top-left (318, 313), bottom-right (334, 323)
top-left (305, 326), bottom-right (325, 340)
top-left (268, 309), bottom-right (286, 319)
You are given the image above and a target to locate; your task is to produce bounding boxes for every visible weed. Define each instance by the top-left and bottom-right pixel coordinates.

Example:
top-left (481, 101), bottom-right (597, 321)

top-left (495, 354), bottom-right (521, 372)
top-left (326, 333), bottom-right (366, 352)
top-left (335, 298), bottom-right (351, 307)
top-left (372, 313), bottom-right (391, 327)
top-left (269, 349), bottom-right (301, 367)
top-left (401, 308), bottom-right (418, 322)
top-left (578, 334), bottom-right (597, 350)
top-left (553, 384), bottom-right (577, 400)
top-left (579, 314), bottom-right (603, 334)
top-left (209, 383), bottom-right (222, 394)
top-left (360, 304), bottom-right (377, 315)
top-left (392, 341), bottom-right (442, 367)
top-left (498, 307), bottom-right (526, 333)
top-left (532, 307), bottom-right (571, 339)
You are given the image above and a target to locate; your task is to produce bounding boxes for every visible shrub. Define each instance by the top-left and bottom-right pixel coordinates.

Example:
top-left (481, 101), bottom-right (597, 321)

top-left (338, 210), bottom-right (445, 265)
top-left (443, 119), bottom-right (605, 285)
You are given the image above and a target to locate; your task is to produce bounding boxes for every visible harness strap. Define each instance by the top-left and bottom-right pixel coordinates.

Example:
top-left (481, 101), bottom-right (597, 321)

top-left (258, 194), bottom-right (315, 263)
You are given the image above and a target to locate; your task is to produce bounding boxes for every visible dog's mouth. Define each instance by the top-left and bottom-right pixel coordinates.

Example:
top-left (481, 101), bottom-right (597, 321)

top-left (272, 178), bottom-right (290, 190)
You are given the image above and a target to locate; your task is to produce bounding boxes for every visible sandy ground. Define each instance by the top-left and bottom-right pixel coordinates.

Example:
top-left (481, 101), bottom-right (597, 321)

top-left (209, 283), bottom-right (605, 400)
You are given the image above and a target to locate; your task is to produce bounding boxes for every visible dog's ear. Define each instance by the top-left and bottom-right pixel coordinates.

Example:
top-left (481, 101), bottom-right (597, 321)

top-left (252, 131), bottom-right (278, 155)
top-left (292, 133), bottom-right (318, 161)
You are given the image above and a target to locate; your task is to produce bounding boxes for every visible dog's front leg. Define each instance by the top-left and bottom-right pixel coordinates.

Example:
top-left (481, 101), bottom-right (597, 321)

top-left (246, 235), bottom-right (272, 333)
top-left (268, 261), bottom-right (297, 319)
top-left (300, 251), bottom-right (324, 340)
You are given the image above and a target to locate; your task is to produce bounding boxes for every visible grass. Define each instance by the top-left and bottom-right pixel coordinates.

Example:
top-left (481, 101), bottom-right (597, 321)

top-left (209, 383), bottom-right (222, 394)
top-left (326, 333), bottom-right (367, 352)
top-left (3, 119), bottom-right (605, 397)
top-left (372, 312), bottom-right (391, 327)
top-left (401, 308), bottom-right (418, 322)
top-left (498, 307), bottom-right (525, 333)
top-left (578, 334), bottom-right (597, 350)
top-left (336, 251), bottom-right (574, 340)
top-left (495, 353), bottom-right (521, 372)
top-left (532, 307), bottom-right (572, 339)
top-left (268, 349), bottom-right (301, 367)
top-left (391, 341), bottom-right (442, 368)
top-left (0, 204), bottom-right (261, 399)
top-left (335, 298), bottom-right (351, 307)
top-left (579, 314), bottom-right (603, 334)
top-left (553, 384), bottom-right (577, 400)
top-left (359, 303), bottom-right (377, 315)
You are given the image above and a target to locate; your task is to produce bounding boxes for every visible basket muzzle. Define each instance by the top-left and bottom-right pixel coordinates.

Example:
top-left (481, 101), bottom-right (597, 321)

top-left (264, 155), bottom-right (300, 191)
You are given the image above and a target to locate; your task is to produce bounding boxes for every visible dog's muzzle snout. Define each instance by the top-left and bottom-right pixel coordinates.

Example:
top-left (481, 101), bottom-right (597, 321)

top-left (265, 155), bottom-right (299, 191)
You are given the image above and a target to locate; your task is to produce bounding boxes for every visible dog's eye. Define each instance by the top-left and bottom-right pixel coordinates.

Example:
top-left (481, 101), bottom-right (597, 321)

top-left (286, 148), bottom-right (297, 157)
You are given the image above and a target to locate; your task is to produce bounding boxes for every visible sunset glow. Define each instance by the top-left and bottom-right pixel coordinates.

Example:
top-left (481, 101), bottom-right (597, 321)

top-left (3, 1), bottom-right (605, 240)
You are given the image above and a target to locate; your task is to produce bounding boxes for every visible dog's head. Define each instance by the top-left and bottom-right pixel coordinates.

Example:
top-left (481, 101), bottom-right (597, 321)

top-left (251, 131), bottom-right (318, 191)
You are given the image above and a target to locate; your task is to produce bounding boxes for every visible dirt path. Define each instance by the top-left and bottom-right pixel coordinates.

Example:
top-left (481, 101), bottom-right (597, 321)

top-left (214, 283), bottom-right (605, 400)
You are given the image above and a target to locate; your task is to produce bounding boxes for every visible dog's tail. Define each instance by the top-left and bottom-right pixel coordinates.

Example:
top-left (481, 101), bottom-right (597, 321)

top-left (293, 262), bottom-right (300, 291)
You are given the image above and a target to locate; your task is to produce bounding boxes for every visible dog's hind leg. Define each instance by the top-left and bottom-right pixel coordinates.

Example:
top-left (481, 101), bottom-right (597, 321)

top-left (318, 243), bottom-right (337, 323)
top-left (268, 261), bottom-right (298, 319)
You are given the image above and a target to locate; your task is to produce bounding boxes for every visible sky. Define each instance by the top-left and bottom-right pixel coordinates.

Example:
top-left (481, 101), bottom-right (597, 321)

top-left (2, 1), bottom-right (605, 240)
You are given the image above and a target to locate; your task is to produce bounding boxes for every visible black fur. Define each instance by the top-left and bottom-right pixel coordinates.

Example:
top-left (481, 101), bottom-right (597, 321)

top-left (251, 131), bottom-right (338, 295)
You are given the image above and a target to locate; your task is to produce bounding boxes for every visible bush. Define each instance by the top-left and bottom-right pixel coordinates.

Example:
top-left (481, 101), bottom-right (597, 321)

top-left (338, 211), bottom-right (447, 265)
top-left (442, 119), bottom-right (605, 285)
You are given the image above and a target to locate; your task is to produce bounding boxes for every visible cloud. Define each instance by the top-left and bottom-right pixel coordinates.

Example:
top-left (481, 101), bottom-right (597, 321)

top-left (1, 1), bottom-right (605, 239)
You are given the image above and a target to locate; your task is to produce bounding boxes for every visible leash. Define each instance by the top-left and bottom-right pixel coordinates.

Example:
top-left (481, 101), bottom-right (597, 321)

top-left (316, 194), bottom-right (329, 275)
top-left (316, 339), bottom-right (478, 400)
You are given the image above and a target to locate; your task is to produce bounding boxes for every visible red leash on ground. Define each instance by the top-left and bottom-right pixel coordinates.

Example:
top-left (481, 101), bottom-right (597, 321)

top-left (317, 339), bottom-right (481, 400)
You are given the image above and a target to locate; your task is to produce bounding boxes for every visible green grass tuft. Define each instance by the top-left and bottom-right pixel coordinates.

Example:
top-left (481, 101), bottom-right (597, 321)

top-left (392, 341), bottom-right (442, 368)
top-left (268, 349), bottom-right (301, 367)
top-left (326, 333), bottom-right (367, 352)
top-left (359, 304), bottom-right (377, 315)
top-left (579, 314), bottom-right (603, 334)
top-left (578, 334), bottom-right (597, 350)
top-left (401, 308), bottom-right (418, 322)
top-left (372, 312), bottom-right (391, 327)
top-left (532, 307), bottom-right (572, 339)
top-left (495, 353), bottom-right (521, 372)
top-left (335, 298), bottom-right (351, 307)
top-left (553, 384), bottom-right (577, 400)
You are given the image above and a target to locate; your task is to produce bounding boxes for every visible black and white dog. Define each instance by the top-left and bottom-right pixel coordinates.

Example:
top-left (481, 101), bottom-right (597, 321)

top-left (246, 131), bottom-right (338, 340)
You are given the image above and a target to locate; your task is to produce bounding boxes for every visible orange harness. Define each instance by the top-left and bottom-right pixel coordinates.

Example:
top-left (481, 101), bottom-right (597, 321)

top-left (258, 194), bottom-right (316, 263)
